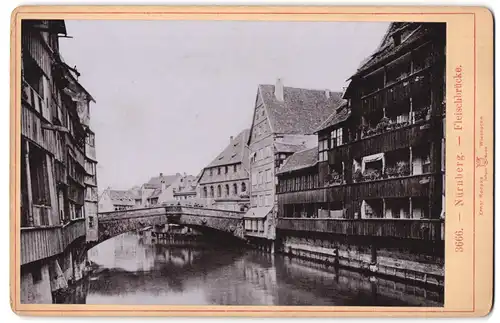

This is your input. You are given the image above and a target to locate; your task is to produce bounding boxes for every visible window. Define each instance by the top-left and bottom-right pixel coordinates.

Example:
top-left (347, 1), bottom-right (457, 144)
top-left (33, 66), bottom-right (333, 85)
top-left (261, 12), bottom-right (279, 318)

top-left (259, 195), bottom-right (264, 207)
top-left (217, 185), bottom-right (221, 197)
top-left (258, 171), bottom-right (263, 185)
top-left (225, 184), bottom-right (230, 196)
top-left (233, 183), bottom-right (238, 195)
top-left (423, 156), bottom-right (431, 173)
top-left (241, 182), bottom-right (246, 192)
top-left (29, 146), bottom-right (50, 206)
top-left (203, 187), bottom-right (207, 198)
top-left (218, 167), bottom-right (221, 175)
top-left (85, 133), bottom-right (95, 146)
top-left (88, 216), bottom-right (95, 228)
top-left (210, 186), bottom-right (214, 198)
top-left (330, 128), bottom-right (343, 147)
top-left (265, 195), bottom-right (272, 206)
top-left (209, 168), bottom-right (213, 176)
top-left (251, 195), bottom-right (258, 207)
top-left (318, 138), bottom-right (329, 162)
top-left (265, 169), bottom-right (272, 183)
top-left (233, 164), bottom-right (237, 172)
top-left (225, 166), bottom-right (228, 174)
top-left (252, 173), bottom-right (257, 187)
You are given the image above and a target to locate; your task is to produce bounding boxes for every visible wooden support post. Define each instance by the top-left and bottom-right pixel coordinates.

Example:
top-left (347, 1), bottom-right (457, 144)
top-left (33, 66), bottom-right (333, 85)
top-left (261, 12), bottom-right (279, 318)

top-left (409, 197), bottom-right (413, 219)
top-left (409, 146), bottom-right (413, 175)
top-left (371, 242), bottom-right (377, 264)
top-left (25, 141), bottom-right (34, 227)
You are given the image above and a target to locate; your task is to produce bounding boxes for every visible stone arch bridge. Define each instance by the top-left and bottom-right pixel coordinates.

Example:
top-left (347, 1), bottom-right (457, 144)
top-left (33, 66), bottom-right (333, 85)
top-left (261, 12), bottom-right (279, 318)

top-left (93, 205), bottom-right (245, 246)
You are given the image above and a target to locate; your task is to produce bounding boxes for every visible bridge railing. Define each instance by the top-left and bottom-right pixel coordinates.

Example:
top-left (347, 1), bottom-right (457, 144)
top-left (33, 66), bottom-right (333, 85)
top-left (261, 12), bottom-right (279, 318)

top-left (98, 205), bottom-right (244, 222)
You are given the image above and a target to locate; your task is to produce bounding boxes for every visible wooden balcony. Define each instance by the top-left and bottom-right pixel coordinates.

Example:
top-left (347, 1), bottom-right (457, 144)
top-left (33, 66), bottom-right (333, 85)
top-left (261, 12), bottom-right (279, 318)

top-left (21, 226), bottom-right (62, 265)
top-left (349, 173), bottom-right (436, 199)
top-left (85, 144), bottom-right (97, 161)
top-left (277, 218), bottom-right (443, 241)
top-left (20, 219), bottom-right (87, 265)
top-left (278, 174), bottom-right (438, 204)
top-left (62, 218), bottom-right (86, 248)
top-left (84, 174), bottom-right (97, 187)
top-left (21, 106), bottom-right (58, 155)
top-left (330, 121), bottom-right (439, 161)
top-left (22, 80), bottom-right (50, 121)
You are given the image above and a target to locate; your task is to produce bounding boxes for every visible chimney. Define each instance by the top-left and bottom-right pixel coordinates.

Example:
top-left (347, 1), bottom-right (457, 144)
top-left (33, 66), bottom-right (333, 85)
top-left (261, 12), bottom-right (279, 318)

top-left (274, 78), bottom-right (284, 102)
top-left (230, 135), bottom-right (234, 142)
top-left (325, 89), bottom-right (330, 99)
top-left (159, 172), bottom-right (163, 177)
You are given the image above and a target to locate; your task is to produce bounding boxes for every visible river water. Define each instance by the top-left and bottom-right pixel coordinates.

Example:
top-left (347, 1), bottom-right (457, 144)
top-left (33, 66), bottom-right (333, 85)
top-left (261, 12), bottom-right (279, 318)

top-left (58, 232), bottom-right (443, 306)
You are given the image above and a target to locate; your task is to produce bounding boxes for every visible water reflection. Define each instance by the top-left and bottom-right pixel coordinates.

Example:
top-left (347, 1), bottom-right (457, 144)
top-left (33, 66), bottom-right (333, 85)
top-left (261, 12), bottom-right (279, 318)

top-left (73, 232), bottom-right (443, 306)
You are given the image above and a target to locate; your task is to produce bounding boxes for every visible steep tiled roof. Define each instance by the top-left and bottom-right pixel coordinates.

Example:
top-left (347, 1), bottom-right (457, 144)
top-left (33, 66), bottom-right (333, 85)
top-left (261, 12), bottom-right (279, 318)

top-left (206, 129), bottom-right (250, 168)
top-left (274, 142), bottom-right (307, 154)
top-left (258, 85), bottom-right (344, 135)
top-left (108, 190), bottom-right (136, 205)
top-left (143, 173), bottom-right (180, 189)
top-left (277, 147), bottom-right (318, 174)
top-left (353, 23), bottom-right (429, 76)
top-left (315, 103), bottom-right (351, 133)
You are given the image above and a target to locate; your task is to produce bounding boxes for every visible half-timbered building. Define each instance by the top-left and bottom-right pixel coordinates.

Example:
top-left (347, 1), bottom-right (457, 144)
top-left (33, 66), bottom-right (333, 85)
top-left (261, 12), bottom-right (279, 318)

top-left (276, 22), bottom-right (446, 286)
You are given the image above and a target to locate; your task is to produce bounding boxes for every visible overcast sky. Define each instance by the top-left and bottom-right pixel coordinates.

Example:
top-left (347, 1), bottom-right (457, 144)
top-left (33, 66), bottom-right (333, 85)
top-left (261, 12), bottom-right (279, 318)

top-left (59, 20), bottom-right (389, 190)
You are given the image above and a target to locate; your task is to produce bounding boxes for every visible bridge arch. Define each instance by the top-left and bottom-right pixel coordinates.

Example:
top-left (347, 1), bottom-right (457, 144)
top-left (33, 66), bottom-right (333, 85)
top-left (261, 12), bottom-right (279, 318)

top-left (92, 206), bottom-right (245, 247)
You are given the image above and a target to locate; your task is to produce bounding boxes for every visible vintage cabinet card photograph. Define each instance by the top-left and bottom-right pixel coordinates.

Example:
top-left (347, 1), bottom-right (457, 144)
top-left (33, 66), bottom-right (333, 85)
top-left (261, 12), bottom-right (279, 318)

top-left (9, 5), bottom-right (493, 317)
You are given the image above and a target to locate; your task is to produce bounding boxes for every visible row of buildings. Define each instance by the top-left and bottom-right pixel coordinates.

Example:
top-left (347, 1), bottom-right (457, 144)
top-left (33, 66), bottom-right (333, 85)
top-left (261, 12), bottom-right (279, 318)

top-left (98, 172), bottom-right (198, 212)
top-left (20, 20), bottom-right (98, 303)
top-left (99, 22), bottom-right (445, 284)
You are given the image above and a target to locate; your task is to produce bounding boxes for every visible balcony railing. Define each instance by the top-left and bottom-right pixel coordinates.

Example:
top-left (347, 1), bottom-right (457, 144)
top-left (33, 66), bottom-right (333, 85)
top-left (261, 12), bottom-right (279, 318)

top-left (330, 120), bottom-right (438, 161)
top-left (277, 218), bottom-right (443, 241)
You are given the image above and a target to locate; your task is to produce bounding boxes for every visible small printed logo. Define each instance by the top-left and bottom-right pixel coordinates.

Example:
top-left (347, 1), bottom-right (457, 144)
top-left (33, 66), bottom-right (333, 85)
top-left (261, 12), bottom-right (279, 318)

top-left (476, 156), bottom-right (488, 168)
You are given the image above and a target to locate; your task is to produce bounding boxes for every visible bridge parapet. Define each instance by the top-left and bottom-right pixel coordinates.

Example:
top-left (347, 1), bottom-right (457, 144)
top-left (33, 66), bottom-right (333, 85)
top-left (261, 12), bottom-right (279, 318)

top-left (170, 206), bottom-right (243, 219)
top-left (98, 206), bottom-right (167, 222)
top-left (95, 205), bottom-right (246, 245)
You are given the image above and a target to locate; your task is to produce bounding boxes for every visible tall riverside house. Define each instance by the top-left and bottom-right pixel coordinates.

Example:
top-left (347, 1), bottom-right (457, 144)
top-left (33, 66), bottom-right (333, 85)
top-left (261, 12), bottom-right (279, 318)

top-left (276, 22), bottom-right (446, 284)
top-left (197, 130), bottom-right (250, 211)
top-left (20, 20), bottom-right (97, 303)
top-left (245, 79), bottom-right (343, 250)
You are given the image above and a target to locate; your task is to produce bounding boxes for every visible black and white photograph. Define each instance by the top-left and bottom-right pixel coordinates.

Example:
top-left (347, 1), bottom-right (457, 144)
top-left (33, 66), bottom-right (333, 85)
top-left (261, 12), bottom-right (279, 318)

top-left (19, 19), bottom-right (446, 306)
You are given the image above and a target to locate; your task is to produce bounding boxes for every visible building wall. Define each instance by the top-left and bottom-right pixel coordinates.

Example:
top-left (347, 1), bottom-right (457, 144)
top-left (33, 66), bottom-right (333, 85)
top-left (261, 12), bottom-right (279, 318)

top-left (198, 162), bottom-right (249, 209)
top-left (20, 262), bottom-right (53, 304)
top-left (98, 191), bottom-right (114, 212)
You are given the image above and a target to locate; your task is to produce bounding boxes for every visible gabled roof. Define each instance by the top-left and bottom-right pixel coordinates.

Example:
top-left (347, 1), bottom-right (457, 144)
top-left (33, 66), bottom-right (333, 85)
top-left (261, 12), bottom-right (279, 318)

top-left (277, 147), bottom-right (318, 175)
top-left (107, 190), bottom-right (136, 205)
top-left (206, 129), bottom-right (250, 169)
top-left (143, 173), bottom-right (181, 190)
top-left (315, 103), bottom-right (351, 133)
top-left (257, 85), bottom-right (344, 135)
top-left (352, 22), bottom-right (429, 77)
